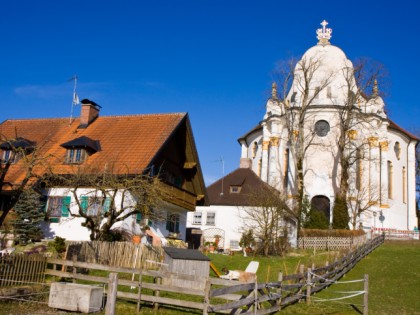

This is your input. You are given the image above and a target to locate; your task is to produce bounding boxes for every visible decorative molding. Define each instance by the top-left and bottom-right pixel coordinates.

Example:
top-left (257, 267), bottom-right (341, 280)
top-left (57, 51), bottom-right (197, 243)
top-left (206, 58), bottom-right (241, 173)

top-left (379, 141), bottom-right (389, 151)
top-left (270, 137), bottom-right (279, 147)
top-left (316, 20), bottom-right (332, 45)
top-left (368, 137), bottom-right (378, 147)
top-left (347, 130), bottom-right (358, 140)
top-left (368, 200), bottom-right (378, 206)
top-left (262, 141), bottom-right (270, 151)
top-left (380, 204), bottom-right (390, 208)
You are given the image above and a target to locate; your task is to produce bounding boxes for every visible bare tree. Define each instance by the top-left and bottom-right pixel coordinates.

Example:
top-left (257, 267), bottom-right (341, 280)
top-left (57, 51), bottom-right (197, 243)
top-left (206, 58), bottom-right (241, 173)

top-left (0, 136), bottom-right (51, 227)
top-left (347, 183), bottom-right (380, 230)
top-left (44, 164), bottom-right (167, 240)
top-left (240, 188), bottom-right (292, 256)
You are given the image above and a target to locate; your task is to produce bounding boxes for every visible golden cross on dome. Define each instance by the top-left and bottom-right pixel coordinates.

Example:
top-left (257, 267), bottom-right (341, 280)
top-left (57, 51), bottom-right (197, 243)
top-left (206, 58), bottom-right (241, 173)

top-left (316, 20), bottom-right (332, 45)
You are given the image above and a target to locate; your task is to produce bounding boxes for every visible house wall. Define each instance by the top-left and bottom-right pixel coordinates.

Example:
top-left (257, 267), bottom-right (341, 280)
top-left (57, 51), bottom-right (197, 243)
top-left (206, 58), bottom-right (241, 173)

top-left (187, 205), bottom-right (297, 250)
top-left (41, 187), bottom-right (189, 242)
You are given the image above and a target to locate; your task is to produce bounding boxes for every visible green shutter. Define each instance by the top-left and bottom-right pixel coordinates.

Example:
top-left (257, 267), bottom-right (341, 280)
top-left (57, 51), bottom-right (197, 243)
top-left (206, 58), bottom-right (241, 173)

top-left (136, 212), bottom-right (142, 223)
top-left (175, 217), bottom-right (180, 233)
top-left (81, 196), bottom-right (89, 214)
top-left (61, 196), bottom-right (71, 217)
top-left (103, 197), bottom-right (111, 213)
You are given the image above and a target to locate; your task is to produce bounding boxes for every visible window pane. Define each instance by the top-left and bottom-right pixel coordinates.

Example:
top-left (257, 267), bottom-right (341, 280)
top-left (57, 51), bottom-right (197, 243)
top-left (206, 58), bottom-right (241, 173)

top-left (48, 197), bottom-right (63, 217)
top-left (206, 212), bottom-right (215, 225)
top-left (193, 212), bottom-right (202, 225)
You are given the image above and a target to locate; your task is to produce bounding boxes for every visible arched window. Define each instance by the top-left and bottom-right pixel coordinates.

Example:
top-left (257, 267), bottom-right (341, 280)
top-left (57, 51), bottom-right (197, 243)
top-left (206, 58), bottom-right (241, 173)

top-left (252, 141), bottom-right (258, 159)
top-left (356, 149), bottom-right (362, 190)
top-left (387, 161), bottom-right (393, 199)
top-left (394, 142), bottom-right (401, 160)
top-left (402, 167), bottom-right (407, 203)
top-left (284, 149), bottom-right (289, 189)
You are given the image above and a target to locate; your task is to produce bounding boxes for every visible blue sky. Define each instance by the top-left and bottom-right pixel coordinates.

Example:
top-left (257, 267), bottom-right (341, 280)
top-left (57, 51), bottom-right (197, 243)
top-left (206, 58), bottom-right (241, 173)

top-left (1, 1), bottom-right (419, 185)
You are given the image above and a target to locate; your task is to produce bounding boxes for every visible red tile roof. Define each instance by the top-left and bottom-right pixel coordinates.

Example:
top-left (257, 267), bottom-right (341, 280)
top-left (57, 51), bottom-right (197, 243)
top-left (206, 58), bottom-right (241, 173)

top-left (0, 113), bottom-right (186, 186)
top-left (388, 119), bottom-right (419, 141)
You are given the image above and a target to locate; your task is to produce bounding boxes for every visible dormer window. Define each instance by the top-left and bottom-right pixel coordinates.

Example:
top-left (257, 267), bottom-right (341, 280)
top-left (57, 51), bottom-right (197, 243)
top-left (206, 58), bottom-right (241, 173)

top-left (60, 136), bottom-right (99, 165)
top-left (0, 137), bottom-right (35, 164)
top-left (1, 150), bottom-right (18, 164)
top-left (66, 148), bottom-right (87, 164)
top-left (230, 185), bottom-right (242, 193)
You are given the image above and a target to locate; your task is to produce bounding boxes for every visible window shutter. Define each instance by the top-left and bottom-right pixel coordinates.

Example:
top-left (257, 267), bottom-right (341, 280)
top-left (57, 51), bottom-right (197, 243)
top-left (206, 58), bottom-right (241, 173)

top-left (61, 196), bottom-right (71, 217)
top-left (136, 212), bottom-right (142, 223)
top-left (175, 219), bottom-right (180, 233)
top-left (81, 196), bottom-right (89, 214)
top-left (103, 197), bottom-right (111, 213)
top-left (166, 216), bottom-right (170, 230)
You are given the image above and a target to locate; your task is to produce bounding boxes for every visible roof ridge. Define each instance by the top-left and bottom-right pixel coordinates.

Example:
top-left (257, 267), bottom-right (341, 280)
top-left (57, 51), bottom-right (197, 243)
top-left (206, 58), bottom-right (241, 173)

top-left (1, 112), bottom-right (187, 123)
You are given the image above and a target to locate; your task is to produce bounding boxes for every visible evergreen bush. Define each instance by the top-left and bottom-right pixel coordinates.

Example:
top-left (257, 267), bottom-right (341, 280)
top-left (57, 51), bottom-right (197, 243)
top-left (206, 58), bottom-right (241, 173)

top-left (332, 195), bottom-right (350, 229)
top-left (12, 189), bottom-right (45, 244)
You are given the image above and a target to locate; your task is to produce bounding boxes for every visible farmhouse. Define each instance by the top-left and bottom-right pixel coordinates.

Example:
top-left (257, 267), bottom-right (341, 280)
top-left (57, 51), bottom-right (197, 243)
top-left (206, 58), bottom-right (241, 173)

top-left (0, 99), bottom-right (206, 242)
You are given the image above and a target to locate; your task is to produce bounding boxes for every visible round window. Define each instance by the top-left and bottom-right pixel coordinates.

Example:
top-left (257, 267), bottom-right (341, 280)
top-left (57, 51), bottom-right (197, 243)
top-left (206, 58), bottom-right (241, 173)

top-left (314, 120), bottom-right (330, 137)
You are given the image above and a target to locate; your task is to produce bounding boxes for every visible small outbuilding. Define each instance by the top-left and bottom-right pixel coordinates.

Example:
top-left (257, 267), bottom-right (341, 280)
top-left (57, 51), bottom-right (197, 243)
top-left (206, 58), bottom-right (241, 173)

top-left (162, 247), bottom-right (210, 290)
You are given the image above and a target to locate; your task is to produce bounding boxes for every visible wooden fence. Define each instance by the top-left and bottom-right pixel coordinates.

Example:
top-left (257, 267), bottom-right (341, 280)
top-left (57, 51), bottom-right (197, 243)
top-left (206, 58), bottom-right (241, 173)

top-left (66, 241), bottom-right (163, 269)
top-left (0, 253), bottom-right (47, 287)
top-left (298, 234), bottom-right (367, 250)
top-left (42, 235), bottom-right (384, 314)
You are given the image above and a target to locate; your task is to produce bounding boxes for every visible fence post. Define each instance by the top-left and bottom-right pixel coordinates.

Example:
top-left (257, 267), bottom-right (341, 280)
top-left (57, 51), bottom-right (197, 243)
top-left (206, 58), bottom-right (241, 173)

top-left (154, 277), bottom-right (161, 313)
top-left (105, 272), bottom-right (118, 315)
top-left (363, 274), bottom-right (368, 315)
top-left (306, 268), bottom-right (312, 305)
top-left (72, 254), bottom-right (77, 283)
top-left (277, 272), bottom-right (283, 309)
top-left (253, 276), bottom-right (258, 313)
top-left (203, 278), bottom-right (211, 315)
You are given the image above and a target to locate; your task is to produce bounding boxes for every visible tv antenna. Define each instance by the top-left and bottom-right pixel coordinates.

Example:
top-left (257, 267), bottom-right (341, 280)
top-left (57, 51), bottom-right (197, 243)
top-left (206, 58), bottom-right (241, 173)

top-left (215, 156), bottom-right (225, 196)
top-left (68, 75), bottom-right (79, 125)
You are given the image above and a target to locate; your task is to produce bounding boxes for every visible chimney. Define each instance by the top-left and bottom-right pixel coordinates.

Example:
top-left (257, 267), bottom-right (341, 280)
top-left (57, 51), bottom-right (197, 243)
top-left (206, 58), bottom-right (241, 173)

top-left (79, 99), bottom-right (101, 128)
top-left (240, 158), bottom-right (252, 169)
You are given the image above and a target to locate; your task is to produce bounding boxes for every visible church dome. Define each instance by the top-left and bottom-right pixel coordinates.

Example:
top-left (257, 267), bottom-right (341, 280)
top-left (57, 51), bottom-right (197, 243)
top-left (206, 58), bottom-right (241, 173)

top-left (287, 21), bottom-right (357, 106)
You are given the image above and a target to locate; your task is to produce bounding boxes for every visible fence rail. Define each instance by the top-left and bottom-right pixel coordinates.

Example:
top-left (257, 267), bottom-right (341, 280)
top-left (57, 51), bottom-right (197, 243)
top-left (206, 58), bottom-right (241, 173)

top-left (39, 235), bottom-right (384, 314)
top-left (0, 253), bottom-right (47, 287)
top-left (372, 228), bottom-right (419, 240)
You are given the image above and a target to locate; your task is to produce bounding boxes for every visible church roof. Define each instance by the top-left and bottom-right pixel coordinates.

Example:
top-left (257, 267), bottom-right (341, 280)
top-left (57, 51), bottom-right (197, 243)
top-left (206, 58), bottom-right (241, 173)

top-left (237, 125), bottom-right (262, 144)
top-left (206, 167), bottom-right (275, 206)
top-left (388, 119), bottom-right (419, 141)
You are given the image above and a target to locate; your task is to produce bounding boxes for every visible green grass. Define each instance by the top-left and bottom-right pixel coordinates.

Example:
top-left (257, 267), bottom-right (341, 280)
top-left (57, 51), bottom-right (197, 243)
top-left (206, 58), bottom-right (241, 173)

top-left (281, 241), bottom-right (420, 314)
top-left (2, 241), bottom-right (418, 314)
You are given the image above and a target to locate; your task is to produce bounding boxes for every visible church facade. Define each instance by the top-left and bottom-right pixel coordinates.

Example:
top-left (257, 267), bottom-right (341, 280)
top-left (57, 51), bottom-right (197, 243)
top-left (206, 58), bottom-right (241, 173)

top-left (238, 21), bottom-right (418, 231)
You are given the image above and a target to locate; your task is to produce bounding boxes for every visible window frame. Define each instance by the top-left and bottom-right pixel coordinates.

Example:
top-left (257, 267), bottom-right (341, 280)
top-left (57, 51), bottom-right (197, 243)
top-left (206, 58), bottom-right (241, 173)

top-left (206, 212), bottom-right (216, 226)
top-left (192, 212), bottom-right (202, 225)
top-left (65, 148), bottom-right (87, 164)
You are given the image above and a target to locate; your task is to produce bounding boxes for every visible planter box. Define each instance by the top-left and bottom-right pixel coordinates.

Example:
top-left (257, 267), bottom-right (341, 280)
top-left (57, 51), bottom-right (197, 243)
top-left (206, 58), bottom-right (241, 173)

top-left (48, 282), bottom-right (103, 313)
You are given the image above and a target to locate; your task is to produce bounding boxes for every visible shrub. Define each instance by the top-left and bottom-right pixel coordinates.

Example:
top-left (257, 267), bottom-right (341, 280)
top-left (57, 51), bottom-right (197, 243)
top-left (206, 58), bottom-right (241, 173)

top-left (50, 236), bottom-right (66, 254)
top-left (304, 209), bottom-right (329, 229)
top-left (332, 195), bottom-right (349, 229)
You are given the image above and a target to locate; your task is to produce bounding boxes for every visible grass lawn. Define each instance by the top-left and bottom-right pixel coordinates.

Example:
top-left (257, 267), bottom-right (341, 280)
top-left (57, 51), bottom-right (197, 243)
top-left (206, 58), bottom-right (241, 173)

top-left (281, 240), bottom-right (420, 314)
top-left (1, 240), bottom-right (418, 314)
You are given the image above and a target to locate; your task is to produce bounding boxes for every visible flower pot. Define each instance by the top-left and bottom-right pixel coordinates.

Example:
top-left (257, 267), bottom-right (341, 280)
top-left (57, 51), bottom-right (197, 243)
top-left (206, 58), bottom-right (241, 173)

top-left (132, 235), bottom-right (141, 244)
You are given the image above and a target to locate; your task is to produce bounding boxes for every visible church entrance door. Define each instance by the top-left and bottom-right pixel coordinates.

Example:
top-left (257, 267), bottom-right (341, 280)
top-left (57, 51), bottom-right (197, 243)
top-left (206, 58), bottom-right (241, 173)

top-left (311, 196), bottom-right (330, 222)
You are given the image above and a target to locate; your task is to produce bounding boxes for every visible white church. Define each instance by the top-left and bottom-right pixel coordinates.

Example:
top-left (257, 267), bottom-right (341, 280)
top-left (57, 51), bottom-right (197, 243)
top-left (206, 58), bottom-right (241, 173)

top-left (238, 21), bottom-right (418, 232)
top-left (188, 21), bottom-right (418, 250)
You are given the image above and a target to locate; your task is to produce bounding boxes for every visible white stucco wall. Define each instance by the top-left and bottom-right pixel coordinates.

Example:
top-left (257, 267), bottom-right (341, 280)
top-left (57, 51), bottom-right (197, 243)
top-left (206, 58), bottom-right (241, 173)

top-left (41, 187), bottom-right (189, 241)
top-left (187, 205), bottom-right (298, 250)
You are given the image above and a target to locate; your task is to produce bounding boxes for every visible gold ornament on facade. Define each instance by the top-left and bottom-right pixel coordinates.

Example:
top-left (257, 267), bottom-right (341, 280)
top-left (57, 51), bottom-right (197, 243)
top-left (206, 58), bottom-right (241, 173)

top-left (262, 141), bottom-right (270, 151)
top-left (347, 130), bottom-right (358, 140)
top-left (368, 137), bottom-right (378, 147)
top-left (379, 141), bottom-right (389, 151)
top-left (270, 137), bottom-right (279, 147)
